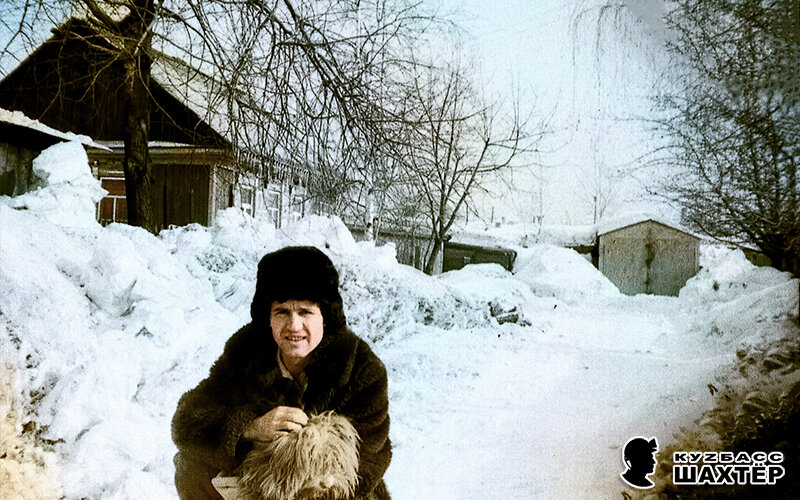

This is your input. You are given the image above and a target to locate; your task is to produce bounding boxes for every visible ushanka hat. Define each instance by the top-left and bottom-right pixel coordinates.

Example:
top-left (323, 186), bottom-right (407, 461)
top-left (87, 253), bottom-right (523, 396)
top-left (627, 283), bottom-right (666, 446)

top-left (250, 246), bottom-right (346, 333)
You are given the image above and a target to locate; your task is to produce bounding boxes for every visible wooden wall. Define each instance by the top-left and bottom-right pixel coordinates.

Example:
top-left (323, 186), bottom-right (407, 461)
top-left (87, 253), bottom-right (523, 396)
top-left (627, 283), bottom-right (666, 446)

top-left (89, 145), bottom-right (225, 229)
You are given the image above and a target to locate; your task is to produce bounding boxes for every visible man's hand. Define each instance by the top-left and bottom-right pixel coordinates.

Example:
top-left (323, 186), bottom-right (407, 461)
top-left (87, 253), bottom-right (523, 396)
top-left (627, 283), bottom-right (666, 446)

top-left (242, 406), bottom-right (308, 442)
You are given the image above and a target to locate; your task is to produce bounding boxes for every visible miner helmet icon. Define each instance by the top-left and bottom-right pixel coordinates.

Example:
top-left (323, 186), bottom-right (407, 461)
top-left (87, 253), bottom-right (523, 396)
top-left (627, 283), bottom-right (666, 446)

top-left (620, 436), bottom-right (659, 489)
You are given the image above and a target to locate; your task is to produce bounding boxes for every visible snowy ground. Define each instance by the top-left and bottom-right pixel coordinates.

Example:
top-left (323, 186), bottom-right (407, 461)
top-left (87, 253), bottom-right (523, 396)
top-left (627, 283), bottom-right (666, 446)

top-left (384, 294), bottom-right (731, 499)
top-left (1, 142), bottom-right (797, 499)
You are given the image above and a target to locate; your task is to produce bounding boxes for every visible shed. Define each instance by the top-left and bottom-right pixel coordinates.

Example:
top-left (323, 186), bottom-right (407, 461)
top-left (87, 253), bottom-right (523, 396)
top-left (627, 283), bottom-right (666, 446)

top-left (443, 241), bottom-right (517, 272)
top-left (0, 18), bottom-right (311, 231)
top-left (598, 218), bottom-right (700, 296)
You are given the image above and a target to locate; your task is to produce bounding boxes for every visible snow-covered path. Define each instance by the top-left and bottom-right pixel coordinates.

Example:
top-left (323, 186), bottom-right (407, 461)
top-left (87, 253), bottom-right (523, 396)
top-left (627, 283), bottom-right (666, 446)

top-left (384, 295), bottom-right (730, 499)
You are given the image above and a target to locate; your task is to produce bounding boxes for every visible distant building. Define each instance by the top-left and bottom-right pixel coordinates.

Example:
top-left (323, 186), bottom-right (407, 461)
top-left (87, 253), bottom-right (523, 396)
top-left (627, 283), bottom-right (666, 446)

top-left (442, 241), bottom-right (517, 273)
top-left (598, 218), bottom-right (701, 296)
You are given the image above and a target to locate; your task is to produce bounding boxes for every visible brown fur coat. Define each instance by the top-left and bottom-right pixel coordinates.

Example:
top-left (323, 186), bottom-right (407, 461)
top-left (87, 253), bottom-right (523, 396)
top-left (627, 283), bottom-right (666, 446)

top-left (171, 324), bottom-right (392, 500)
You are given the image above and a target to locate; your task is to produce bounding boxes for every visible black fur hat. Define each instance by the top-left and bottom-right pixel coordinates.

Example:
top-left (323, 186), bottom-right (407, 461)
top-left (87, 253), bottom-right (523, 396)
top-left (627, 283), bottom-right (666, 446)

top-left (250, 246), bottom-right (347, 334)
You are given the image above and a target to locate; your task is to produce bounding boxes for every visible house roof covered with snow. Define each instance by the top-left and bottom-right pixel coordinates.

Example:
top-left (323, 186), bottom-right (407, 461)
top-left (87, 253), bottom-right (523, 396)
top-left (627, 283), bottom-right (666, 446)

top-left (452, 221), bottom-right (597, 249)
top-left (0, 107), bottom-right (109, 150)
top-left (596, 215), bottom-right (705, 240)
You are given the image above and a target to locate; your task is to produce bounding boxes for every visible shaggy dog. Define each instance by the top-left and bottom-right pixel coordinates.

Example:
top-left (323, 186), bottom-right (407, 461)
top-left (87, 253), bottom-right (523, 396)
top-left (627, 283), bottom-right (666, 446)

top-left (220, 411), bottom-right (360, 500)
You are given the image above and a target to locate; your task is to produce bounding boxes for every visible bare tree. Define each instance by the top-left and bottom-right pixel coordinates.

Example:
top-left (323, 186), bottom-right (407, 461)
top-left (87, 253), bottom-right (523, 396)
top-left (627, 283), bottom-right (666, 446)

top-left (394, 63), bottom-right (542, 274)
top-left (654, 0), bottom-right (800, 273)
top-left (1, 0), bottom-right (160, 230)
top-left (573, 0), bottom-right (800, 273)
top-left (1, 0), bottom-right (443, 233)
top-left (580, 133), bottom-right (621, 224)
top-left (157, 0), bottom-right (447, 230)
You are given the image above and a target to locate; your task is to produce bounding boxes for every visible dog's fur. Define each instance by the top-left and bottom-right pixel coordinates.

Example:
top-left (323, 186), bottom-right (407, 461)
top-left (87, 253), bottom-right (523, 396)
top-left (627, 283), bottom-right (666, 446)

top-left (238, 411), bottom-right (360, 500)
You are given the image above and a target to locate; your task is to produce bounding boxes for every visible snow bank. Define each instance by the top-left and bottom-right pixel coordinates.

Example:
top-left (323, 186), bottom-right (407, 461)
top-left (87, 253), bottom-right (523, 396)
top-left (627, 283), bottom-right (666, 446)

top-left (160, 212), bottom-right (497, 340)
top-left (0, 143), bottom-right (242, 497)
top-left (0, 142), bottom-right (500, 498)
top-left (339, 256), bottom-right (496, 343)
top-left (513, 244), bottom-right (620, 304)
top-left (0, 362), bottom-right (62, 500)
top-left (679, 246), bottom-right (799, 348)
top-left (4, 141), bottom-right (106, 229)
top-left (160, 211), bottom-right (280, 317)
top-left (681, 245), bottom-right (792, 302)
top-left (278, 214), bottom-right (361, 255)
top-left (438, 263), bottom-right (544, 324)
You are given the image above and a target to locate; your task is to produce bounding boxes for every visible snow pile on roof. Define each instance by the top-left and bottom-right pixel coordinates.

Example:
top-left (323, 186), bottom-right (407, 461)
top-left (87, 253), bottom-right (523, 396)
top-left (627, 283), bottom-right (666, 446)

top-left (150, 54), bottom-right (230, 141)
top-left (0, 107), bottom-right (108, 150)
top-left (596, 213), bottom-right (702, 238)
top-left (3, 141), bottom-right (106, 229)
top-left (452, 222), bottom-right (596, 248)
top-left (534, 224), bottom-right (596, 247)
top-left (513, 244), bottom-right (620, 304)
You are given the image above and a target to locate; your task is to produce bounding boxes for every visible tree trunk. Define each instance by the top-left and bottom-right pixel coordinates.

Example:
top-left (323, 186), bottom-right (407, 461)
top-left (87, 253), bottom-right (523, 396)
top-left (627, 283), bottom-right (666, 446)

top-left (111, 0), bottom-right (157, 233)
top-left (365, 188), bottom-right (375, 241)
top-left (122, 51), bottom-right (156, 232)
top-left (424, 236), bottom-right (443, 275)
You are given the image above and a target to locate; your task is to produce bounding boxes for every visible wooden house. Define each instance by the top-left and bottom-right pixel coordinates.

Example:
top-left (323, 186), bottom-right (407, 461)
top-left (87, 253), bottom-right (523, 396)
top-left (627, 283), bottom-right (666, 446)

top-left (598, 218), bottom-right (701, 296)
top-left (0, 18), bottom-right (311, 230)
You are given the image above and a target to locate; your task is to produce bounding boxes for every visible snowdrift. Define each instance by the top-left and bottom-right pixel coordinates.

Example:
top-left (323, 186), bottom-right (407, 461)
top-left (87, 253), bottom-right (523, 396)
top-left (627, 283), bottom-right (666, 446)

top-left (681, 245), bottom-right (799, 349)
top-left (513, 244), bottom-right (620, 304)
top-left (2, 141), bottom-right (797, 499)
top-left (0, 141), bottom-right (523, 498)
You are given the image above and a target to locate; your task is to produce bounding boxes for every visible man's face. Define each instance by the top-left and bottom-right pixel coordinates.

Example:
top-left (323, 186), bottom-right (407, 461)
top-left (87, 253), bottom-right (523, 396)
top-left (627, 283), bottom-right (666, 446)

top-left (270, 300), bottom-right (324, 363)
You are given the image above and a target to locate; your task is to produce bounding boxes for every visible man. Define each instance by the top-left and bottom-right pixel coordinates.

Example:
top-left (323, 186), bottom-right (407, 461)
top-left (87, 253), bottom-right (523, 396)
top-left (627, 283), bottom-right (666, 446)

top-left (172, 246), bottom-right (392, 499)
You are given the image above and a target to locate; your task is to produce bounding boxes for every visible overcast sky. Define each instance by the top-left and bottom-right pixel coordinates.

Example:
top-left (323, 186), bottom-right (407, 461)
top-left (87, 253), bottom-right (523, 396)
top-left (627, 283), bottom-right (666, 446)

top-left (436, 0), bottom-right (678, 226)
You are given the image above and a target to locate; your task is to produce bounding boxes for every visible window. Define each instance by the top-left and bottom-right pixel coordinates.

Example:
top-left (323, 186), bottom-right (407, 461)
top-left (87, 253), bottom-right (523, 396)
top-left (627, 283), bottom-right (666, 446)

top-left (97, 177), bottom-right (127, 225)
top-left (240, 186), bottom-right (255, 216)
top-left (264, 188), bottom-right (281, 227)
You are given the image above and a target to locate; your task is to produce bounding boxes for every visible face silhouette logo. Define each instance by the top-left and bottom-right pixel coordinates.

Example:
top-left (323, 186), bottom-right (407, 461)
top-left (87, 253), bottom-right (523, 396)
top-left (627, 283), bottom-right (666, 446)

top-left (620, 436), bottom-right (658, 489)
